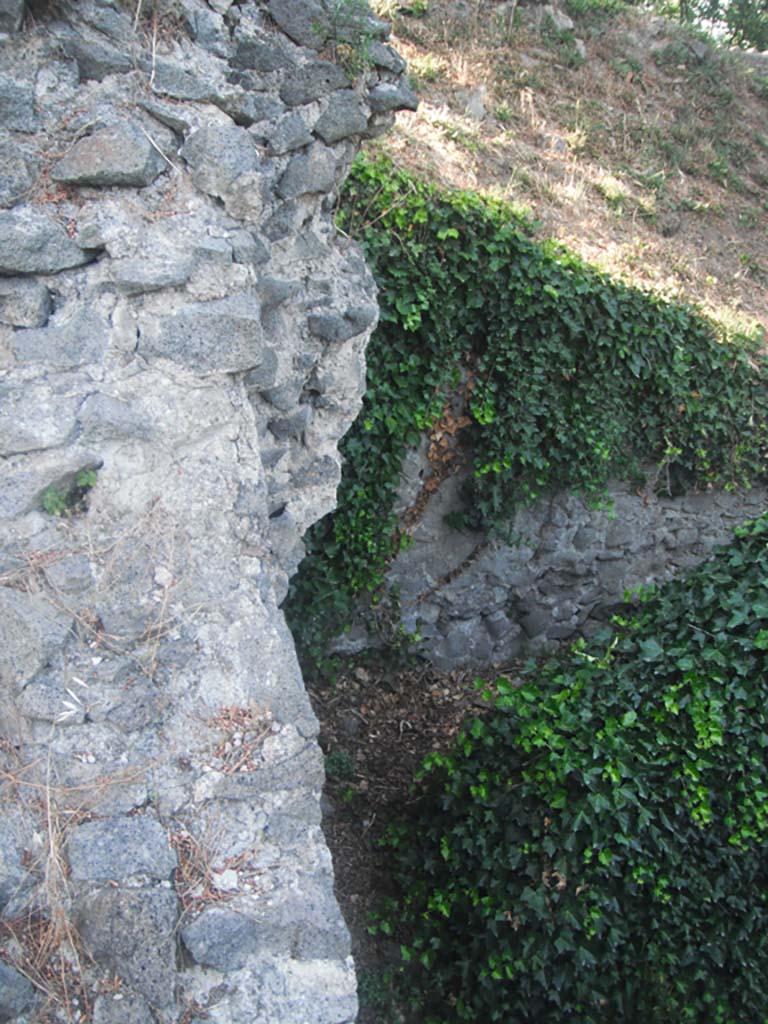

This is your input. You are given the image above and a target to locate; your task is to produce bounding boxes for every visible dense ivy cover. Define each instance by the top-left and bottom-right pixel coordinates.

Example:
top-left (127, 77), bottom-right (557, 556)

top-left (387, 515), bottom-right (768, 1023)
top-left (286, 156), bottom-right (768, 673)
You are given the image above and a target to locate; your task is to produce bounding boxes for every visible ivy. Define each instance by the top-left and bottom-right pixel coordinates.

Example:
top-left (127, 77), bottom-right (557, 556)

top-left (388, 514), bottom-right (768, 1023)
top-left (285, 155), bottom-right (768, 677)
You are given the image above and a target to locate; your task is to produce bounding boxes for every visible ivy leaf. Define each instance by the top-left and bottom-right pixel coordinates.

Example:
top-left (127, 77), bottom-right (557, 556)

top-left (638, 638), bottom-right (664, 661)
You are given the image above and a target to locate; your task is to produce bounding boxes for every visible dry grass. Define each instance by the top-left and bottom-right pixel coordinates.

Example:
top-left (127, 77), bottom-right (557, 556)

top-left (0, 503), bottom-right (204, 685)
top-left (209, 705), bottom-right (274, 775)
top-left (0, 739), bottom-right (154, 1022)
top-left (375, 1), bottom-right (768, 336)
top-left (0, 913), bottom-right (93, 1024)
top-left (0, 752), bottom-right (92, 1023)
top-left (170, 821), bottom-right (267, 921)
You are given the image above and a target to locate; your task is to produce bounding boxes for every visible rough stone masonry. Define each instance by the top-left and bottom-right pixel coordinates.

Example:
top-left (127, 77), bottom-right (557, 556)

top-left (0, 2), bottom-right (415, 1021)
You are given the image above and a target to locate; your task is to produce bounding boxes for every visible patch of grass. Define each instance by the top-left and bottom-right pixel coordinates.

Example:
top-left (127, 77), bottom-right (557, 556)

top-left (493, 100), bottom-right (515, 125)
top-left (358, 967), bottom-right (404, 1022)
top-left (611, 55), bottom-right (643, 75)
top-left (540, 19), bottom-right (587, 68)
top-left (737, 206), bottom-right (761, 229)
top-left (565, 0), bottom-right (629, 22)
top-left (620, 164), bottom-right (668, 196)
top-left (739, 252), bottom-right (767, 284)
top-left (594, 172), bottom-right (630, 211)
top-left (707, 152), bottom-right (748, 192)
top-left (678, 194), bottom-right (721, 214)
top-left (435, 120), bottom-right (486, 154)
top-left (408, 51), bottom-right (446, 84)
top-left (325, 748), bottom-right (356, 779)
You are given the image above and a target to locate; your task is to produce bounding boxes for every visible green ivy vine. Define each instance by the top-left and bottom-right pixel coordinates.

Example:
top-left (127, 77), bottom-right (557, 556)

top-left (285, 154), bottom-right (768, 677)
top-left (386, 513), bottom-right (768, 1023)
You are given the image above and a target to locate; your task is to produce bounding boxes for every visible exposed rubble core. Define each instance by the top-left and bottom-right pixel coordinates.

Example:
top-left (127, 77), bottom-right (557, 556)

top-left (384, 461), bottom-right (768, 669)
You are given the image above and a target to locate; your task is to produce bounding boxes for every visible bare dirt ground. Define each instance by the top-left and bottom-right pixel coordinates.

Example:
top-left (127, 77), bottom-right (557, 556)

top-left (313, 659), bottom-right (494, 1023)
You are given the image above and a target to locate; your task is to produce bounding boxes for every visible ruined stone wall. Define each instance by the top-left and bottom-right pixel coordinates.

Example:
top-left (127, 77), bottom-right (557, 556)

top-left (0, 2), bottom-right (414, 1021)
top-left (382, 456), bottom-right (768, 671)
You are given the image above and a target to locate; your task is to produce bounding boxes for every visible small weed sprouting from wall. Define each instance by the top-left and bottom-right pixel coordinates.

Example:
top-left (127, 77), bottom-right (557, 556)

top-left (40, 467), bottom-right (99, 518)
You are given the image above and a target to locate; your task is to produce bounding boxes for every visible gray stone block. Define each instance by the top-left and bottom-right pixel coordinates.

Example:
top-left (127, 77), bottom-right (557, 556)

top-left (365, 110), bottom-right (397, 138)
top-left (572, 524), bottom-right (598, 552)
top-left (110, 251), bottom-right (195, 294)
top-left (258, 277), bottom-right (301, 310)
top-left (263, 199), bottom-right (303, 241)
top-left (182, 905), bottom-right (259, 971)
top-left (315, 90), bottom-right (369, 144)
top-left (12, 309), bottom-right (110, 369)
top-left (0, 277), bottom-right (51, 327)
top-left (139, 99), bottom-right (192, 137)
top-left (520, 606), bottom-right (552, 639)
top-left (268, 406), bottom-right (312, 441)
top-left (231, 229), bottom-right (270, 265)
top-left (52, 125), bottom-right (166, 188)
top-left (485, 608), bottom-right (513, 640)
top-left (0, 818), bottom-right (34, 917)
top-left (150, 59), bottom-right (218, 102)
top-left (138, 294), bottom-right (264, 373)
top-left (278, 142), bottom-right (338, 199)
top-left (432, 617), bottom-right (493, 670)
top-left (233, 32), bottom-right (290, 72)
top-left (0, 587), bottom-right (71, 693)
top-left (184, 5), bottom-right (232, 58)
top-left (182, 879), bottom-right (349, 971)
top-left (76, 888), bottom-right (178, 1008)
top-left (0, 960), bottom-right (34, 1019)
top-left (58, 29), bottom-right (134, 81)
top-left (100, 680), bottom-right (158, 734)
top-left (261, 378), bottom-right (305, 412)
top-left (0, 135), bottom-right (37, 208)
top-left (549, 622), bottom-right (577, 640)
top-left (78, 1), bottom-right (134, 41)
top-left (0, 206), bottom-right (94, 275)
top-left (279, 61), bottom-right (349, 107)
top-left (193, 234), bottom-right (233, 264)
top-left (19, 676), bottom-right (86, 725)
top-left (267, 112), bottom-right (314, 156)
top-left (93, 993), bottom-right (154, 1024)
top-left (243, 348), bottom-right (279, 391)
top-left (181, 123), bottom-right (259, 200)
top-left (77, 392), bottom-right (154, 443)
top-left (216, 88), bottom-right (283, 127)
top-left (368, 80), bottom-right (419, 113)
top-left (367, 40), bottom-right (407, 72)
top-left (0, 74), bottom-right (36, 132)
top-left (491, 625), bottom-right (523, 663)
top-left (307, 303), bottom-right (377, 343)
top-left (605, 520), bottom-right (636, 547)
top-left (0, 0), bottom-right (24, 33)
top-left (268, 0), bottom-right (327, 48)
top-left (67, 816), bottom-right (177, 882)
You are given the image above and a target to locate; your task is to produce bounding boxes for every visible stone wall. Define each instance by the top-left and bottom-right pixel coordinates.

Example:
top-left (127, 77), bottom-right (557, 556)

top-left (0, 2), bottom-right (414, 1021)
top-left (383, 457), bottom-right (768, 671)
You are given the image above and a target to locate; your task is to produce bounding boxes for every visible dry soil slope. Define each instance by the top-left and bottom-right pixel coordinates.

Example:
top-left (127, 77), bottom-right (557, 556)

top-left (373, 0), bottom-right (768, 335)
